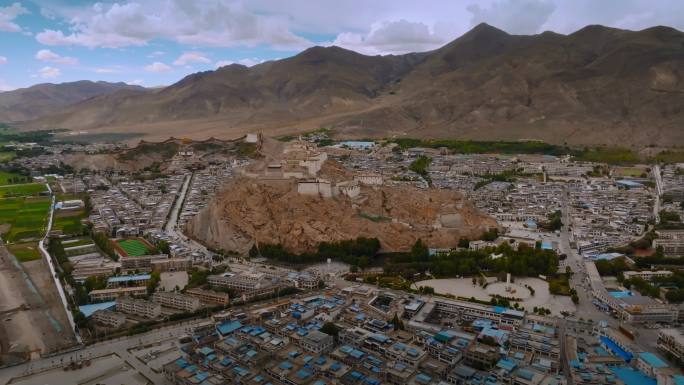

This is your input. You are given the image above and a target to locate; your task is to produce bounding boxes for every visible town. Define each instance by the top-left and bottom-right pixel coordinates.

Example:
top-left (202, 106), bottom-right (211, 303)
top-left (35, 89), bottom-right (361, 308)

top-left (2, 130), bottom-right (684, 385)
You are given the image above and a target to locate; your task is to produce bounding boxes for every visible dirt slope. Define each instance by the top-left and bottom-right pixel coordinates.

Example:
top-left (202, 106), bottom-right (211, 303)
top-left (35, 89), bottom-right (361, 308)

top-left (186, 177), bottom-right (497, 254)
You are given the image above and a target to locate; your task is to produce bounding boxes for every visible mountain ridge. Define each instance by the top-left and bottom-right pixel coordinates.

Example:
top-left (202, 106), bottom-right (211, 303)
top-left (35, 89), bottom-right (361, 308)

top-left (18, 23), bottom-right (684, 146)
top-left (0, 80), bottom-right (147, 123)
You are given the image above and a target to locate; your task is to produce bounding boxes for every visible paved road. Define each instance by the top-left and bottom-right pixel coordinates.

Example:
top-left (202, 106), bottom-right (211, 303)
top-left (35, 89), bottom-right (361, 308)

top-left (165, 173), bottom-right (191, 234)
top-left (38, 183), bottom-right (80, 343)
top-left (653, 165), bottom-right (662, 224)
top-left (0, 319), bottom-right (212, 385)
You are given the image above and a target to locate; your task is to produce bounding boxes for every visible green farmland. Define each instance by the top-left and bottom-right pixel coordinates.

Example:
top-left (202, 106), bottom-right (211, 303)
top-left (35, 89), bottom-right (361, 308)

top-left (52, 193), bottom-right (87, 235)
top-left (7, 242), bottom-right (42, 262)
top-left (0, 196), bottom-right (51, 242)
top-left (0, 171), bottom-right (31, 185)
top-left (0, 183), bottom-right (47, 198)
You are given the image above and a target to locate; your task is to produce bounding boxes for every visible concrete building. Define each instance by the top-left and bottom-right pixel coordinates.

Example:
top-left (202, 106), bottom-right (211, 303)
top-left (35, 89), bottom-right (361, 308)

top-left (354, 172), bottom-right (383, 186)
top-left (298, 330), bottom-right (334, 354)
top-left (91, 309), bottom-right (126, 328)
top-left (150, 257), bottom-right (192, 272)
top-left (116, 297), bottom-right (162, 319)
top-left (120, 254), bottom-right (167, 272)
top-left (106, 274), bottom-right (152, 288)
top-left (185, 288), bottom-right (230, 306)
top-left (623, 270), bottom-right (673, 282)
top-left (658, 328), bottom-right (684, 364)
top-left (89, 286), bottom-right (147, 301)
top-left (636, 352), bottom-right (669, 377)
top-left (152, 291), bottom-right (201, 312)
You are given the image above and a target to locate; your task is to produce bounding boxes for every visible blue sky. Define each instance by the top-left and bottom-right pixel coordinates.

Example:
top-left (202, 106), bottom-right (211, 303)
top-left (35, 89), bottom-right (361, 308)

top-left (1, 0), bottom-right (683, 91)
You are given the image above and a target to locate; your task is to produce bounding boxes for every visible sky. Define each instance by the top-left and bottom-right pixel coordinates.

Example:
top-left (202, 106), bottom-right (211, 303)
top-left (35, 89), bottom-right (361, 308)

top-left (0, 0), bottom-right (683, 91)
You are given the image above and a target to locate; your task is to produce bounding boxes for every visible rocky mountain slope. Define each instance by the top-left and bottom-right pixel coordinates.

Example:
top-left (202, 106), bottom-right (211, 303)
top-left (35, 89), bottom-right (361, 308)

top-left (0, 81), bottom-right (146, 123)
top-left (22, 24), bottom-right (684, 146)
top-left (186, 177), bottom-right (497, 254)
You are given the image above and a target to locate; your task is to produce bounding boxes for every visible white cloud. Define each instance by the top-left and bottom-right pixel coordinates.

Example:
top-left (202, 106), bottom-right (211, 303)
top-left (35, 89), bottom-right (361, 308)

top-left (148, 50), bottom-right (165, 58)
top-left (333, 19), bottom-right (446, 55)
top-left (467, 0), bottom-right (556, 35)
top-left (0, 56), bottom-right (7, 65)
top-left (35, 0), bottom-right (311, 49)
top-left (0, 2), bottom-right (28, 33)
top-left (38, 66), bottom-right (61, 79)
top-left (94, 67), bottom-right (119, 73)
top-left (173, 52), bottom-right (211, 66)
top-left (127, 79), bottom-right (144, 86)
top-left (35, 49), bottom-right (79, 65)
top-left (144, 61), bottom-right (171, 73)
top-left (0, 79), bottom-right (15, 91)
top-left (214, 58), bottom-right (265, 68)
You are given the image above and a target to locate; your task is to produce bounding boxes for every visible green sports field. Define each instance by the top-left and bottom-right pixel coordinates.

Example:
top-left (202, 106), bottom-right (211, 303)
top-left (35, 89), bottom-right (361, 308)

top-left (0, 183), bottom-right (47, 198)
top-left (117, 239), bottom-right (150, 256)
top-left (0, 196), bottom-right (51, 242)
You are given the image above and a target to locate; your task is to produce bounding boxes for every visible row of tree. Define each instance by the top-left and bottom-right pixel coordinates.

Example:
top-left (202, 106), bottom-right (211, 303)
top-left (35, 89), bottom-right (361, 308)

top-left (385, 241), bottom-right (558, 279)
top-left (253, 237), bottom-right (381, 267)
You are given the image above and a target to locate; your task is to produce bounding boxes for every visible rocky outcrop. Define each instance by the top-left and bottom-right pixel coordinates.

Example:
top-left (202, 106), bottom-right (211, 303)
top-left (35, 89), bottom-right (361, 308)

top-left (186, 177), bottom-right (497, 254)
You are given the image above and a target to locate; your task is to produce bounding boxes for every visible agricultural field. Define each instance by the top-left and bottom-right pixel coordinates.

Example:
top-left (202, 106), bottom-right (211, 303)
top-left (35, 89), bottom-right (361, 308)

top-left (0, 183), bottom-right (47, 198)
top-left (0, 196), bottom-right (51, 242)
top-left (0, 171), bottom-right (31, 185)
top-left (7, 241), bottom-right (42, 262)
top-left (117, 238), bottom-right (150, 256)
top-left (52, 193), bottom-right (87, 235)
top-left (0, 151), bottom-right (15, 163)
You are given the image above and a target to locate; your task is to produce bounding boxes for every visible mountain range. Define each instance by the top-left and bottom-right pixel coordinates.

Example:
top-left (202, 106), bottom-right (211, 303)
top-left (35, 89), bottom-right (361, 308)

top-left (0, 81), bottom-right (144, 123)
top-left (9, 23), bottom-right (684, 146)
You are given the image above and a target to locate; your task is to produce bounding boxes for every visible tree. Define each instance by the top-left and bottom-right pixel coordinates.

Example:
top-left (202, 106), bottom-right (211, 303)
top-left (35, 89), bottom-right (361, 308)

top-left (157, 240), bottom-right (170, 255)
top-left (458, 238), bottom-right (470, 248)
top-left (411, 239), bottom-right (429, 261)
top-left (391, 313), bottom-right (404, 331)
top-left (73, 310), bottom-right (88, 329)
top-left (249, 244), bottom-right (259, 259)
top-left (571, 294), bottom-right (579, 304)
top-left (358, 256), bottom-right (369, 270)
top-left (320, 322), bottom-right (340, 342)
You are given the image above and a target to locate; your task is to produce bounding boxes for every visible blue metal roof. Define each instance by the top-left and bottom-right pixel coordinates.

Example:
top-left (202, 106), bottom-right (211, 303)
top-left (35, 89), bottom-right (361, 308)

top-left (107, 274), bottom-right (151, 283)
top-left (638, 352), bottom-right (667, 368)
top-left (79, 301), bottom-right (116, 317)
top-left (601, 336), bottom-right (633, 362)
top-left (217, 320), bottom-right (242, 335)
top-left (610, 367), bottom-right (656, 385)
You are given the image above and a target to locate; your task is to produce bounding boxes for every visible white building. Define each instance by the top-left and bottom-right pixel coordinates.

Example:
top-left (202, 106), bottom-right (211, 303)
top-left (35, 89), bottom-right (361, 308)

top-left (92, 309), bottom-right (126, 328)
top-left (116, 297), bottom-right (162, 319)
top-left (152, 291), bottom-right (200, 312)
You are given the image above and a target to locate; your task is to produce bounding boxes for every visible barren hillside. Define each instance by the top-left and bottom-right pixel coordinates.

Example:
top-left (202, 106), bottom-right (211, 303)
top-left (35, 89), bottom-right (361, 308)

top-left (186, 177), bottom-right (497, 254)
top-left (20, 24), bottom-right (684, 147)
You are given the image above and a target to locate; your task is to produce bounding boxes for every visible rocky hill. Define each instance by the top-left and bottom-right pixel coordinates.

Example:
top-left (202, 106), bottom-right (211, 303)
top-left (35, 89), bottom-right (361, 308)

top-left (21, 24), bottom-right (684, 146)
top-left (0, 81), bottom-right (146, 123)
top-left (185, 177), bottom-right (497, 254)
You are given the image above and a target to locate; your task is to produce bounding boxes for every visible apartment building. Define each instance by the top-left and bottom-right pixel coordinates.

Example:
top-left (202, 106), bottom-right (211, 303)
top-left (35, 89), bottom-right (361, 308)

top-left (298, 330), bottom-right (334, 354)
top-left (185, 288), bottom-right (230, 306)
top-left (120, 254), bottom-right (167, 272)
top-left (89, 286), bottom-right (147, 301)
top-left (152, 291), bottom-right (200, 312)
top-left (658, 328), bottom-right (684, 364)
top-left (116, 297), bottom-right (162, 319)
top-left (623, 270), bottom-right (673, 281)
top-left (106, 274), bottom-right (152, 288)
top-left (150, 257), bottom-right (192, 272)
top-left (92, 309), bottom-right (126, 328)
